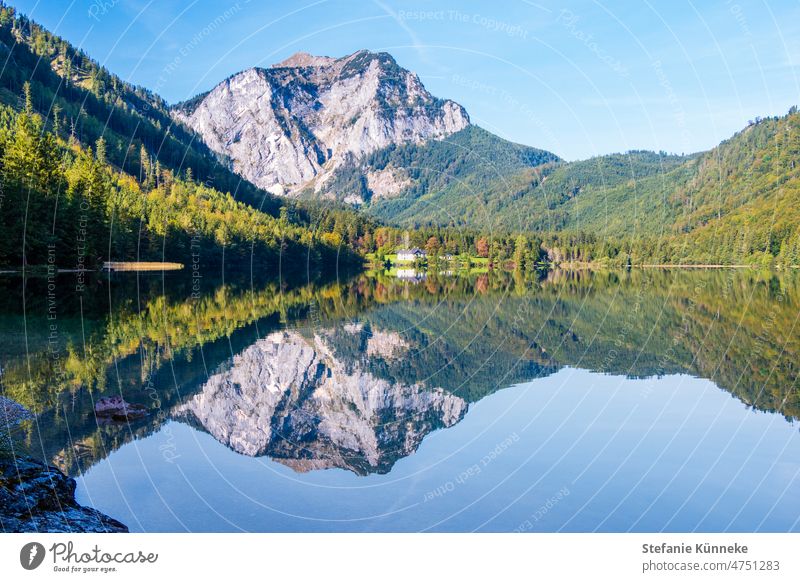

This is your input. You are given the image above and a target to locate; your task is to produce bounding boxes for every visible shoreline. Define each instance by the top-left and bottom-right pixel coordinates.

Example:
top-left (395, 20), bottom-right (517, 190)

top-left (0, 453), bottom-right (129, 533)
top-left (3, 262), bottom-right (797, 279)
top-left (1, 396), bottom-right (128, 533)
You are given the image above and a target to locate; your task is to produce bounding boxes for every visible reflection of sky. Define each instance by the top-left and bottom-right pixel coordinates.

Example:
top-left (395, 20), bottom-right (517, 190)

top-left (76, 368), bottom-right (800, 532)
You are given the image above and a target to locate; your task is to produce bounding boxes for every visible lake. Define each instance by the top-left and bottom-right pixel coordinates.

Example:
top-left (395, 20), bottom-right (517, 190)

top-left (2, 269), bottom-right (799, 532)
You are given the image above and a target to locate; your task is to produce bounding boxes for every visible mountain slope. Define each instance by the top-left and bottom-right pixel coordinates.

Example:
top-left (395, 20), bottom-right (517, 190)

top-left (171, 50), bottom-right (470, 195)
top-left (0, 3), bottom-right (279, 213)
top-left (366, 110), bottom-right (800, 265)
top-left (0, 97), bottom-right (362, 271)
top-left (309, 125), bottom-right (561, 214)
top-left (489, 111), bottom-right (800, 247)
top-left (671, 111), bottom-right (800, 263)
top-left (470, 150), bottom-right (696, 234)
top-left (547, 110), bottom-right (800, 265)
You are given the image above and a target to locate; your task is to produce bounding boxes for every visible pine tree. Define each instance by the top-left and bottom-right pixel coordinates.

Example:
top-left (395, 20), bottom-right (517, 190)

top-left (95, 136), bottom-right (106, 165)
top-left (22, 81), bottom-right (32, 115)
top-left (52, 103), bottom-right (61, 136)
top-left (139, 144), bottom-right (151, 187)
top-left (513, 234), bottom-right (528, 271)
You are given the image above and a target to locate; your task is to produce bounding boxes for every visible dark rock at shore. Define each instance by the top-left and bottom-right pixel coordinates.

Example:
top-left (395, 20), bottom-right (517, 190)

top-left (0, 455), bottom-right (128, 532)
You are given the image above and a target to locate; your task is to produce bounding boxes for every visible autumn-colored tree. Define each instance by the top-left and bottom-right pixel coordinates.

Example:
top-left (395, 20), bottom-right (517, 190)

top-left (425, 236), bottom-right (441, 257)
top-left (476, 237), bottom-right (489, 258)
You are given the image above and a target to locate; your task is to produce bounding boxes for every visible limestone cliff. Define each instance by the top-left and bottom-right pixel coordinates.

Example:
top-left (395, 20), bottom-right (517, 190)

top-left (172, 50), bottom-right (469, 195)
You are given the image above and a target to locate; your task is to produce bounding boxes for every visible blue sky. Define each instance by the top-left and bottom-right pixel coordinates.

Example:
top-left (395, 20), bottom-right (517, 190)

top-left (11, 0), bottom-right (800, 160)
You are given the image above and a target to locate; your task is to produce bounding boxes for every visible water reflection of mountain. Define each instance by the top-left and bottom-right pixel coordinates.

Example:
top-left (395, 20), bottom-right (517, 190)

top-left (174, 331), bottom-right (466, 475)
top-left (3, 269), bottom-right (799, 478)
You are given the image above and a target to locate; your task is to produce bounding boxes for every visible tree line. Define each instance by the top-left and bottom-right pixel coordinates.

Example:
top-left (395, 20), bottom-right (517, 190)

top-left (0, 87), bottom-right (364, 273)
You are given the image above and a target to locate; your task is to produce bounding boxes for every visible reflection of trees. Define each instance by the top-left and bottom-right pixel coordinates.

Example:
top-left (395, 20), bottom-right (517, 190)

top-left (0, 278), bottom-right (364, 413)
top-left (361, 270), bottom-right (800, 420)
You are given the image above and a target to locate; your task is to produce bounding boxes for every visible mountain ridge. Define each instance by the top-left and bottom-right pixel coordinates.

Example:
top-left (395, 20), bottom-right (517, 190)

top-left (171, 49), bottom-right (471, 195)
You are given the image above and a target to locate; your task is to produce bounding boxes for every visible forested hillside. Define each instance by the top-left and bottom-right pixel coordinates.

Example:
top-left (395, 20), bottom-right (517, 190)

top-left (361, 111), bottom-right (800, 266)
top-left (509, 111), bottom-right (800, 266)
top-left (313, 125), bottom-right (560, 219)
top-left (0, 93), bottom-right (373, 271)
top-left (0, 3), bottom-right (378, 272)
top-left (674, 111), bottom-right (800, 264)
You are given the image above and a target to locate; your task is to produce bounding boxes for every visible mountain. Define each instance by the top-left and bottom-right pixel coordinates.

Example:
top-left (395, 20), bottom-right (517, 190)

top-left (171, 45), bottom-right (800, 265)
top-left (172, 50), bottom-right (471, 196)
top-left (173, 49), bottom-right (562, 220)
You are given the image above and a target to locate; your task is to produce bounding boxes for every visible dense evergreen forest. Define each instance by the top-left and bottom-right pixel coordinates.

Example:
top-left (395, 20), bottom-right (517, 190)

top-left (0, 92), bottom-right (376, 272)
top-left (0, 4), bottom-right (271, 210)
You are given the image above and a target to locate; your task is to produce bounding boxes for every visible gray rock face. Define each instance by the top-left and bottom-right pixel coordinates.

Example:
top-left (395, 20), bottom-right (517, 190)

top-left (0, 455), bottom-right (127, 532)
top-left (171, 50), bottom-right (470, 195)
top-left (173, 330), bottom-right (467, 475)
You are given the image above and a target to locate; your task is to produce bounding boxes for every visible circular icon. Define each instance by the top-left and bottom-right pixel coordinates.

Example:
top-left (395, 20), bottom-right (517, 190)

top-left (20, 542), bottom-right (46, 570)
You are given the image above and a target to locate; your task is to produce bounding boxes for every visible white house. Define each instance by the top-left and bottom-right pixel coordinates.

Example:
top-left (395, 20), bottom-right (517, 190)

top-left (396, 248), bottom-right (426, 262)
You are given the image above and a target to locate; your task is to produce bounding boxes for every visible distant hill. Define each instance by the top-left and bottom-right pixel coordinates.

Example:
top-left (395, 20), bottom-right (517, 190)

top-left (364, 112), bottom-right (800, 265)
top-left (367, 147), bottom-right (688, 231)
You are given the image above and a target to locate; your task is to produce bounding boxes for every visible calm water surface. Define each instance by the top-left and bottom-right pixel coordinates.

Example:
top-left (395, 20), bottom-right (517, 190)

top-left (3, 269), bottom-right (799, 531)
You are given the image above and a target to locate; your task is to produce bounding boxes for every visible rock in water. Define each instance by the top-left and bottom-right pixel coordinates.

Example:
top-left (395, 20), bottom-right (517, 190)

top-left (0, 396), bottom-right (33, 456)
top-left (0, 455), bottom-right (128, 532)
top-left (94, 395), bottom-right (148, 422)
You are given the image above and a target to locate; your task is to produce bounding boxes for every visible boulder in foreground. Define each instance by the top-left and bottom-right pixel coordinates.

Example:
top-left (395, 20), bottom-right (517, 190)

top-left (0, 455), bottom-right (128, 532)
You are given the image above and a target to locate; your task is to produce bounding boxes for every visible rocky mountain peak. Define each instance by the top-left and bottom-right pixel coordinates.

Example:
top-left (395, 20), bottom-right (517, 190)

top-left (171, 49), bottom-right (470, 195)
top-left (272, 51), bottom-right (335, 68)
